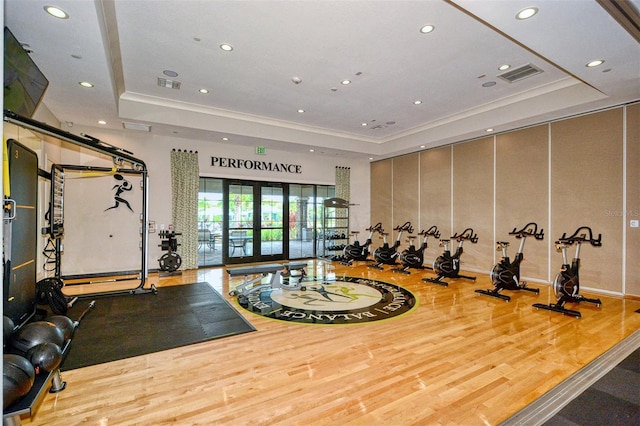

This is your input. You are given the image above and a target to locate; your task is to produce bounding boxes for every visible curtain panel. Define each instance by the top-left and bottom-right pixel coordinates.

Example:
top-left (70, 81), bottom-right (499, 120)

top-left (170, 149), bottom-right (199, 270)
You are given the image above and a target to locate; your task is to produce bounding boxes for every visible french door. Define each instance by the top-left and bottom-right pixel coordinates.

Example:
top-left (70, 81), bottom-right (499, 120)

top-left (225, 180), bottom-right (286, 264)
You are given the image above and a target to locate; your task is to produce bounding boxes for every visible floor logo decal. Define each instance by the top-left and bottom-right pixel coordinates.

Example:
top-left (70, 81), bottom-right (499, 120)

top-left (237, 276), bottom-right (417, 324)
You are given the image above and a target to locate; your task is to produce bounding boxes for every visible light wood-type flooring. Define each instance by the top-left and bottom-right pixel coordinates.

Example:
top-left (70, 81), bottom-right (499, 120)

top-left (22, 260), bottom-right (640, 425)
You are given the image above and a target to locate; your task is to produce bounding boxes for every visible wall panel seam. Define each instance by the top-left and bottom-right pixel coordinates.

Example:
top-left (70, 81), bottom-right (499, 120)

top-left (622, 105), bottom-right (627, 295)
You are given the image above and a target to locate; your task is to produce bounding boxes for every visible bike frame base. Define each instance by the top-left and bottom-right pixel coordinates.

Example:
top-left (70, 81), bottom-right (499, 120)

top-left (533, 303), bottom-right (582, 318)
top-left (475, 289), bottom-right (512, 301)
top-left (475, 282), bottom-right (539, 302)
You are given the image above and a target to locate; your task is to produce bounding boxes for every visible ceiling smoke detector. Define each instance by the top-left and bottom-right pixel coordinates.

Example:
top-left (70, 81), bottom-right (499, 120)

top-left (157, 77), bottom-right (181, 89)
top-left (497, 63), bottom-right (543, 83)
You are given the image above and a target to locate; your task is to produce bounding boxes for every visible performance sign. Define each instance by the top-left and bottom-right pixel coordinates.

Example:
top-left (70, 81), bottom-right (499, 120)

top-left (211, 156), bottom-right (302, 174)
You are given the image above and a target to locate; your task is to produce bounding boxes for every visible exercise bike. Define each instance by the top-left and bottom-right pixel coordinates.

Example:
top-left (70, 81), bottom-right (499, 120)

top-left (339, 222), bottom-right (382, 265)
top-left (368, 221), bottom-right (413, 270)
top-left (423, 227), bottom-right (478, 286)
top-left (475, 222), bottom-right (544, 301)
top-left (392, 225), bottom-right (441, 274)
top-left (533, 226), bottom-right (602, 318)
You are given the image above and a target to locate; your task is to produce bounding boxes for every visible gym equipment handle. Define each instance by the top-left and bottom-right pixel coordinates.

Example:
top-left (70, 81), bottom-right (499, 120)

top-left (451, 228), bottom-right (478, 243)
top-left (366, 222), bottom-right (383, 232)
top-left (510, 222), bottom-right (544, 240)
top-left (393, 221), bottom-right (413, 233)
top-left (420, 225), bottom-right (441, 239)
top-left (557, 226), bottom-right (602, 246)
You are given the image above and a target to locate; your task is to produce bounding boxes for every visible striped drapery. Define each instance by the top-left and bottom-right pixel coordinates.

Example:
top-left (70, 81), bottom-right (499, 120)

top-left (335, 166), bottom-right (351, 231)
top-left (335, 166), bottom-right (350, 201)
top-left (170, 149), bottom-right (199, 270)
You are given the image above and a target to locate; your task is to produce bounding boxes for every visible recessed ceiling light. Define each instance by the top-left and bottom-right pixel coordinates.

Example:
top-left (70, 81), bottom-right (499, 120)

top-left (482, 81), bottom-right (496, 87)
top-left (498, 64), bottom-right (510, 71)
top-left (309, 149), bottom-right (315, 152)
top-left (97, 120), bottom-right (107, 125)
top-left (199, 88), bottom-right (209, 94)
top-left (361, 122), bottom-right (368, 126)
top-left (341, 80), bottom-right (351, 85)
top-left (79, 81), bottom-right (94, 88)
top-left (222, 137), bottom-right (229, 141)
top-left (368, 157), bottom-right (374, 160)
top-left (413, 100), bottom-right (422, 105)
top-left (586, 59), bottom-right (605, 67)
top-left (297, 109), bottom-right (305, 113)
top-left (44, 5), bottom-right (68, 19)
top-left (486, 128), bottom-right (494, 132)
top-left (516, 7), bottom-right (538, 20)
top-left (420, 145), bottom-right (426, 148)
top-left (163, 70), bottom-right (178, 77)
top-left (420, 24), bottom-right (435, 34)
top-left (220, 43), bottom-right (233, 51)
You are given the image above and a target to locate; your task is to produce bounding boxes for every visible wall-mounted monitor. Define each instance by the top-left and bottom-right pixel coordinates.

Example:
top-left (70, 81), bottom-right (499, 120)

top-left (4, 26), bottom-right (49, 118)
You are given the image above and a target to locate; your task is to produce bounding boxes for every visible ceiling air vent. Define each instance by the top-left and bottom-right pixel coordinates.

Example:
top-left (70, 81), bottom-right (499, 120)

top-left (497, 63), bottom-right (543, 83)
top-left (123, 122), bottom-right (151, 132)
top-left (157, 77), bottom-right (181, 89)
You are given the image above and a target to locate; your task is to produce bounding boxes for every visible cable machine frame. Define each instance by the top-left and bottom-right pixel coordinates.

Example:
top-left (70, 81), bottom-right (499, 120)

top-left (4, 110), bottom-right (154, 297)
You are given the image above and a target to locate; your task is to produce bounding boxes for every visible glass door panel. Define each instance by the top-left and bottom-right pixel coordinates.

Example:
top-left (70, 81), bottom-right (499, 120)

top-left (260, 185), bottom-right (284, 259)
top-left (227, 183), bottom-right (255, 261)
top-left (198, 178), bottom-right (223, 267)
top-left (289, 184), bottom-right (316, 259)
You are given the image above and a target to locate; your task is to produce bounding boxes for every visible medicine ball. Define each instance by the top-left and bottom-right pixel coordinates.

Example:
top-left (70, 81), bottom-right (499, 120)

top-left (26, 343), bottom-right (63, 374)
top-left (46, 315), bottom-right (76, 342)
top-left (3, 354), bottom-right (36, 409)
top-left (3, 315), bottom-right (15, 348)
top-left (11, 321), bottom-right (65, 354)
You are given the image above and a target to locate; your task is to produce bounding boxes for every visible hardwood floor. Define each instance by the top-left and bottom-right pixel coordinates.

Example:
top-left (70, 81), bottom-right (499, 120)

top-left (22, 260), bottom-right (640, 425)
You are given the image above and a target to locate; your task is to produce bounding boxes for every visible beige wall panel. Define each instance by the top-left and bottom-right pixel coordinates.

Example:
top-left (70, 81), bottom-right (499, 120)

top-left (370, 160), bottom-right (393, 233)
top-left (420, 146), bottom-right (452, 261)
top-left (625, 103), bottom-right (640, 296)
top-left (550, 108), bottom-right (624, 293)
top-left (392, 153), bottom-right (420, 234)
top-left (453, 137), bottom-right (494, 272)
top-left (496, 125), bottom-right (549, 282)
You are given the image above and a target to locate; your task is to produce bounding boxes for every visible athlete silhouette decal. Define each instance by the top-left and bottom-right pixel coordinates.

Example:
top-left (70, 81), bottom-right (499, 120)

top-left (105, 173), bottom-right (134, 212)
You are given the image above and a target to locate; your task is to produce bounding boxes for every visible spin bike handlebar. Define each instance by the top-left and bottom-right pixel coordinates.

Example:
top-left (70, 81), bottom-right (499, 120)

top-left (509, 222), bottom-right (544, 240)
top-left (451, 228), bottom-right (478, 243)
top-left (393, 221), bottom-right (414, 234)
top-left (556, 226), bottom-right (602, 247)
top-left (420, 225), bottom-right (441, 239)
top-left (366, 222), bottom-right (383, 233)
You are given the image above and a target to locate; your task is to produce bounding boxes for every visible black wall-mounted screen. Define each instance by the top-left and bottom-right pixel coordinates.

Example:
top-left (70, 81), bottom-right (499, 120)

top-left (4, 26), bottom-right (49, 118)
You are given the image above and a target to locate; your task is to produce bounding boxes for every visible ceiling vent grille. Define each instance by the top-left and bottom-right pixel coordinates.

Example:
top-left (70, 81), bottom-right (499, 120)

top-left (497, 63), bottom-right (543, 83)
top-left (157, 77), bottom-right (181, 89)
top-left (122, 122), bottom-right (151, 132)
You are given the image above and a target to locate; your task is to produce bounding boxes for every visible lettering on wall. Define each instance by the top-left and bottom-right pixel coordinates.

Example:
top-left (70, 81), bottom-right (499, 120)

top-left (211, 156), bottom-right (302, 174)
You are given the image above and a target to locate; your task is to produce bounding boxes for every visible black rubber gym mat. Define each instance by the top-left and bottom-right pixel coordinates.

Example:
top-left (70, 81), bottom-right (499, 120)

top-left (543, 347), bottom-right (640, 426)
top-left (60, 283), bottom-right (256, 370)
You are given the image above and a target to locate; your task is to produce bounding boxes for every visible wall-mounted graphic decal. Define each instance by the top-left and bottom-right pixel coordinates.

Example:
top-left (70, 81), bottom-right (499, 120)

top-left (105, 173), bottom-right (134, 212)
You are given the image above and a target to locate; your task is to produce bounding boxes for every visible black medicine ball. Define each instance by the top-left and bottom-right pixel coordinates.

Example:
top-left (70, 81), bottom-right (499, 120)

top-left (3, 354), bottom-right (36, 409)
top-left (46, 315), bottom-right (76, 342)
top-left (3, 315), bottom-right (15, 348)
top-left (26, 342), bottom-right (63, 374)
top-left (11, 321), bottom-right (65, 354)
